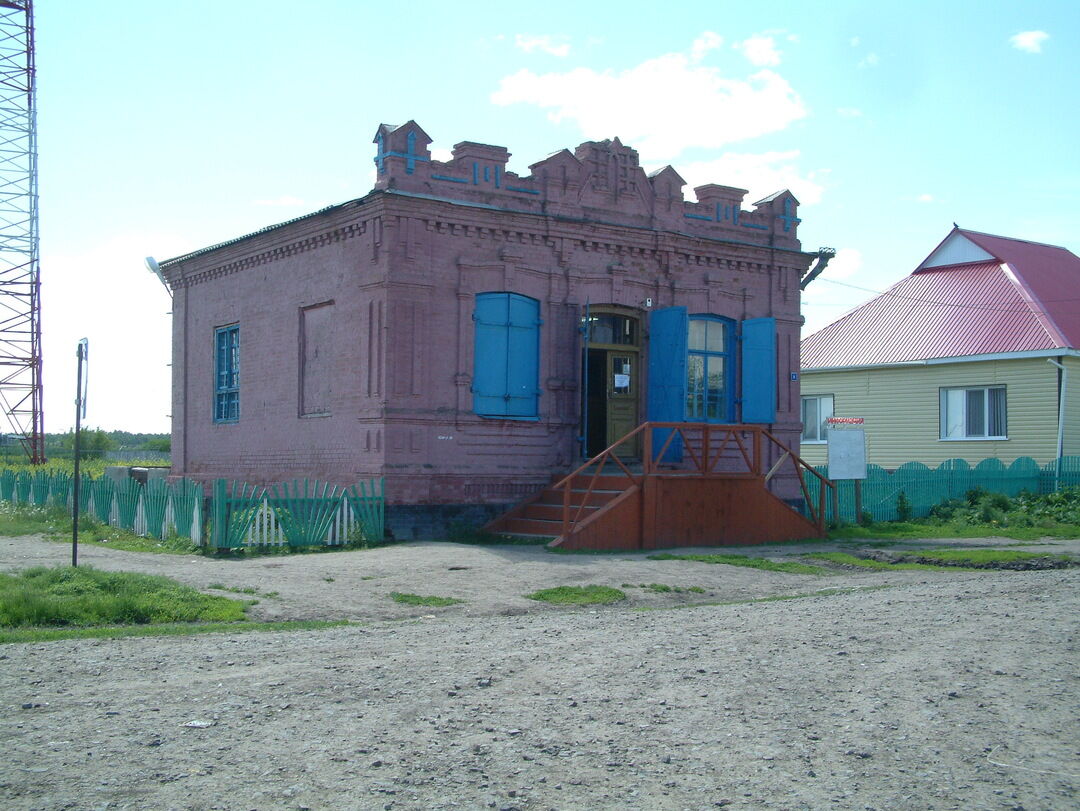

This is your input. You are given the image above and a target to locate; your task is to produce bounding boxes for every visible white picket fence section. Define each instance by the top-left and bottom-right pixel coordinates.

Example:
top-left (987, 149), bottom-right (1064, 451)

top-left (241, 497), bottom-right (373, 547)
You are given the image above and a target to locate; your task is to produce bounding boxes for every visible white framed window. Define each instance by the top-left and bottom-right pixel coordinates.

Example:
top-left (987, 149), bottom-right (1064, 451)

top-left (801, 394), bottom-right (833, 443)
top-left (940, 386), bottom-right (1006, 439)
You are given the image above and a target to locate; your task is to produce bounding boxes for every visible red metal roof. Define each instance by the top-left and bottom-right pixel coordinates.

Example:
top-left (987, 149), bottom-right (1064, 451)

top-left (802, 228), bottom-right (1080, 369)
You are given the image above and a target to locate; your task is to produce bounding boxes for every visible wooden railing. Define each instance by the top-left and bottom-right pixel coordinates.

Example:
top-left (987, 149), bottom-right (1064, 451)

top-left (551, 422), bottom-right (835, 537)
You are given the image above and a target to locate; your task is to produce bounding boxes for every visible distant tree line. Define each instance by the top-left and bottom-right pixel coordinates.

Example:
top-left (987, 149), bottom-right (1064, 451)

top-left (44, 428), bottom-right (170, 454)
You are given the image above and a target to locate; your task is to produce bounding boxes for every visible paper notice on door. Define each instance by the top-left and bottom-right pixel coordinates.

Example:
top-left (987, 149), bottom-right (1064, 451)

top-left (614, 373), bottom-right (630, 390)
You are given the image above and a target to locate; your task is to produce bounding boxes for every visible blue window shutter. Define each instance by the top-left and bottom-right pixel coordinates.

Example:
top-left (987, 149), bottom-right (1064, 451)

top-left (473, 293), bottom-right (540, 418)
top-left (647, 306), bottom-right (688, 462)
top-left (741, 317), bottom-right (776, 424)
top-left (647, 306), bottom-right (688, 421)
top-left (505, 294), bottom-right (540, 417)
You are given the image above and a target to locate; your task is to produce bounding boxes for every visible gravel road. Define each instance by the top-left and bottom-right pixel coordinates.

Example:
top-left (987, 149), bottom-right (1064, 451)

top-left (1, 534), bottom-right (1078, 810)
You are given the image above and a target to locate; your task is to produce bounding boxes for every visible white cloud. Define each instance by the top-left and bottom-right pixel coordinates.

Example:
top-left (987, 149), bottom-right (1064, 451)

top-left (690, 31), bottom-right (723, 63)
top-left (1010, 30), bottom-right (1049, 53)
top-left (858, 52), bottom-right (879, 68)
top-left (916, 193), bottom-right (934, 203)
top-left (430, 147), bottom-right (454, 162)
top-left (491, 39), bottom-right (807, 161)
top-left (253, 195), bottom-right (307, 207)
top-left (671, 150), bottom-right (825, 206)
top-left (514, 34), bottom-right (570, 58)
top-left (849, 36), bottom-right (860, 47)
top-left (837, 107), bottom-right (863, 118)
top-left (737, 35), bottom-right (781, 67)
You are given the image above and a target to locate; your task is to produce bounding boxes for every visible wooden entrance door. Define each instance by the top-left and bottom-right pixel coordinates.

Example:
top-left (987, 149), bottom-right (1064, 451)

top-left (582, 308), bottom-right (642, 458)
top-left (606, 351), bottom-right (639, 455)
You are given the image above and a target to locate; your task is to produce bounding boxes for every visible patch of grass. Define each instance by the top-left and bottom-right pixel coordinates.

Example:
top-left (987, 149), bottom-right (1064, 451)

top-left (525, 585), bottom-right (626, 605)
top-left (0, 503), bottom-right (199, 555)
top-left (0, 619), bottom-right (351, 645)
top-left (829, 521), bottom-right (1078, 541)
top-left (207, 584), bottom-right (281, 599)
top-left (621, 583), bottom-right (708, 594)
top-left (647, 553), bottom-right (824, 575)
top-left (0, 566), bottom-right (247, 628)
top-left (389, 591), bottom-right (464, 607)
top-left (808, 552), bottom-right (957, 571)
top-left (639, 584), bottom-right (894, 611)
top-left (916, 548), bottom-right (1074, 565)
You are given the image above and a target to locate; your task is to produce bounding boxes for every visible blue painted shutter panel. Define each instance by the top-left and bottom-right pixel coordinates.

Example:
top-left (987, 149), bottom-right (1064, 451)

top-left (473, 293), bottom-right (540, 418)
top-left (647, 307), bottom-right (688, 462)
top-left (504, 294), bottom-right (540, 417)
top-left (473, 295), bottom-right (510, 416)
top-left (647, 306), bottom-right (688, 421)
top-left (741, 317), bottom-right (776, 424)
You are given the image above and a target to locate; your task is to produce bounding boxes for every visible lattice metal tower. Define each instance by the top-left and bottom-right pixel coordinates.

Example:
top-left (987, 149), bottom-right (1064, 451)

top-left (0, 0), bottom-right (41, 463)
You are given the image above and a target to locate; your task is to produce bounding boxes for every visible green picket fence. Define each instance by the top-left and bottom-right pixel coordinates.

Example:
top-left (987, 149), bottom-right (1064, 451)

top-left (0, 469), bottom-right (204, 543)
top-left (805, 456), bottom-right (1080, 523)
top-left (207, 477), bottom-right (384, 550)
top-left (0, 469), bottom-right (385, 551)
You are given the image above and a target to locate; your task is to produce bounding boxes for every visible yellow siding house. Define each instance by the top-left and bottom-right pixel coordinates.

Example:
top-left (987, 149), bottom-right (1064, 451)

top-left (800, 228), bottom-right (1080, 469)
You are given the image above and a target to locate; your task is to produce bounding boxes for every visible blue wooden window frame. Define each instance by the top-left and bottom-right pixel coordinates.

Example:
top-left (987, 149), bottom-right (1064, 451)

top-left (686, 315), bottom-right (735, 423)
top-left (214, 325), bottom-right (240, 423)
top-left (472, 292), bottom-right (541, 420)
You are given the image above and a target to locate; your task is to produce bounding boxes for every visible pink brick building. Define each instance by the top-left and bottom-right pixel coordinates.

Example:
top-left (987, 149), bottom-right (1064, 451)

top-left (160, 121), bottom-right (816, 537)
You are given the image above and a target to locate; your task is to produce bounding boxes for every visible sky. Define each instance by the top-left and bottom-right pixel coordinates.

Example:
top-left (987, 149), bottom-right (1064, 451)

top-left (35, 0), bottom-right (1078, 434)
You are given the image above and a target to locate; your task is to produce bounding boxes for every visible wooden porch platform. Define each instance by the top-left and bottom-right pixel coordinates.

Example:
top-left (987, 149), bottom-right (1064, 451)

top-left (485, 423), bottom-right (835, 552)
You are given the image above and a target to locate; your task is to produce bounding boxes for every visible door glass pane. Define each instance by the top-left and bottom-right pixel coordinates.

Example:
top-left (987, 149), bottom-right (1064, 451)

top-left (686, 355), bottom-right (705, 418)
top-left (589, 314), bottom-right (637, 345)
top-left (944, 389), bottom-right (965, 437)
top-left (802, 397), bottom-right (819, 441)
top-left (988, 388), bottom-right (1006, 436)
top-left (966, 389), bottom-right (985, 437)
top-left (705, 357), bottom-right (725, 419)
top-left (819, 396), bottom-right (833, 439)
top-left (688, 320), bottom-right (707, 351)
top-left (612, 355), bottom-right (632, 394)
top-left (706, 321), bottom-right (725, 352)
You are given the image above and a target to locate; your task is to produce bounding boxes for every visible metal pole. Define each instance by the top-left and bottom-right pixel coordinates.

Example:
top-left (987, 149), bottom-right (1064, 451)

top-left (71, 339), bottom-right (87, 566)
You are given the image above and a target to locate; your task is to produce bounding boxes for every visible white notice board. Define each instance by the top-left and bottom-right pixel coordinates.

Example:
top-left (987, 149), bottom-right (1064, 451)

top-left (828, 429), bottom-right (867, 480)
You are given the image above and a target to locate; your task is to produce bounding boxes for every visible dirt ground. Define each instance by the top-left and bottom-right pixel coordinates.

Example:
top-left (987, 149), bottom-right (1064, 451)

top-left (1, 534), bottom-right (1078, 810)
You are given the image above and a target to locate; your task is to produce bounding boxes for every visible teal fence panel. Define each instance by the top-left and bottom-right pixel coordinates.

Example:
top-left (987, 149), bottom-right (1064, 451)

top-left (114, 478), bottom-right (141, 530)
top-left (1006, 457), bottom-right (1041, 495)
top-left (142, 478), bottom-right (169, 539)
top-left (15, 471), bottom-right (30, 502)
top-left (30, 470), bottom-right (49, 505)
top-left (1042, 456), bottom-right (1080, 491)
top-left (49, 472), bottom-right (72, 508)
top-left (92, 477), bottom-right (115, 523)
top-left (346, 478), bottom-right (385, 543)
top-left (169, 479), bottom-right (202, 540)
top-left (268, 479), bottom-right (342, 547)
top-left (0, 469), bottom-right (14, 501)
top-left (210, 479), bottom-right (264, 550)
top-left (76, 474), bottom-right (94, 513)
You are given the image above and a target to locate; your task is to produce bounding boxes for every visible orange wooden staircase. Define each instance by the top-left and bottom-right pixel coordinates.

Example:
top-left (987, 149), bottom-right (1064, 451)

top-left (484, 423), bottom-right (835, 552)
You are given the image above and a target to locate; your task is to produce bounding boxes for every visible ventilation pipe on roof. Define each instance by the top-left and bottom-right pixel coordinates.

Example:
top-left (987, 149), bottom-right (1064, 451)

top-left (800, 247), bottom-right (837, 290)
top-left (1048, 357), bottom-right (1068, 491)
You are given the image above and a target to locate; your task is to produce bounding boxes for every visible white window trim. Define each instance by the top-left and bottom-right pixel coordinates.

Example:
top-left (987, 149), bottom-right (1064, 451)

top-left (939, 385), bottom-right (1007, 441)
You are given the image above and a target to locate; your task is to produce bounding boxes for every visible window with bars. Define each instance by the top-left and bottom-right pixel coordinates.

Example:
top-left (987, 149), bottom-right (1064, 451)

top-left (940, 386), bottom-right (1006, 439)
top-left (214, 325), bottom-right (240, 423)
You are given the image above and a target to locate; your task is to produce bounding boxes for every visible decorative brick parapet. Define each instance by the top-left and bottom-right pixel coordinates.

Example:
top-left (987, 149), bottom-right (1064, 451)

top-left (372, 121), bottom-right (801, 250)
